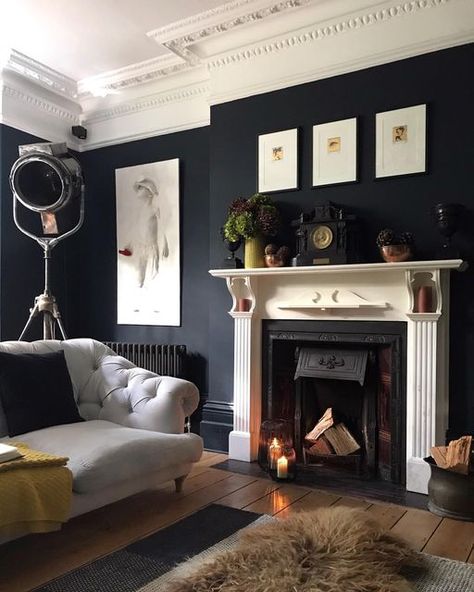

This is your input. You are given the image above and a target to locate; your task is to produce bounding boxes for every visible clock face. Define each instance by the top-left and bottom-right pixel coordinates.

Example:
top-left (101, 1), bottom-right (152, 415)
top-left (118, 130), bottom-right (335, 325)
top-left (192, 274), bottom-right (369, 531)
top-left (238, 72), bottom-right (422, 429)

top-left (311, 225), bottom-right (333, 250)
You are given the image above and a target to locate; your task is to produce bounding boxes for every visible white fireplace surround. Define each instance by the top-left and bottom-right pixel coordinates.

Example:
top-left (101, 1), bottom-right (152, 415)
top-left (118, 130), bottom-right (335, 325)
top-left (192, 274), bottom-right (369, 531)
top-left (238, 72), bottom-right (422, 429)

top-left (210, 260), bottom-right (465, 494)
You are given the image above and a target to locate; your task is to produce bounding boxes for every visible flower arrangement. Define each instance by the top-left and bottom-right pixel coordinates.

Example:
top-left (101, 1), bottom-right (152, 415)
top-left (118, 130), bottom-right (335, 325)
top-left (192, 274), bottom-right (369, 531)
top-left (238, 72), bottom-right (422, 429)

top-left (376, 228), bottom-right (414, 262)
top-left (223, 193), bottom-right (280, 242)
top-left (376, 229), bottom-right (414, 248)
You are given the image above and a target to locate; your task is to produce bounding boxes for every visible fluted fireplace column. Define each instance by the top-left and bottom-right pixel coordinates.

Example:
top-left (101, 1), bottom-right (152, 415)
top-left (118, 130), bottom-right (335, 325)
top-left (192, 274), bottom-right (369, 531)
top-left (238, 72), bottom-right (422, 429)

top-left (226, 276), bottom-right (261, 461)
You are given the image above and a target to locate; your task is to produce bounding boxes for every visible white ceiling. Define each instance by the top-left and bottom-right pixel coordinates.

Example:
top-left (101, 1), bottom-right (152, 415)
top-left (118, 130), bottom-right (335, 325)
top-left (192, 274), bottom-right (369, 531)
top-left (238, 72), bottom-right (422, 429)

top-left (0, 0), bottom-right (226, 79)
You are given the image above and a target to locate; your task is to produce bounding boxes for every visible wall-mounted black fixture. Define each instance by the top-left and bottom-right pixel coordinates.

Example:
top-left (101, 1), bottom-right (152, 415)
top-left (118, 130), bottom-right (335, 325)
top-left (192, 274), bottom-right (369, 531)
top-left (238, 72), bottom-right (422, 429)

top-left (71, 125), bottom-right (87, 140)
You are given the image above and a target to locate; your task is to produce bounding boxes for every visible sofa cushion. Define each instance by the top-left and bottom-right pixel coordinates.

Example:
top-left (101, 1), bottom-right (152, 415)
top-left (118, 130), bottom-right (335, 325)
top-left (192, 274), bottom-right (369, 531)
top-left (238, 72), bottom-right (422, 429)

top-left (5, 420), bottom-right (203, 494)
top-left (0, 350), bottom-right (83, 437)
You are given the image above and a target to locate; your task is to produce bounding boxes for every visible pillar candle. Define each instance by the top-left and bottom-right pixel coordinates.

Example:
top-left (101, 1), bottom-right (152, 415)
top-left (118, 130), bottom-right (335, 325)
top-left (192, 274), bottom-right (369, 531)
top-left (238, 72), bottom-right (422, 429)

top-left (277, 455), bottom-right (288, 479)
top-left (236, 298), bottom-right (251, 312)
top-left (268, 438), bottom-right (282, 469)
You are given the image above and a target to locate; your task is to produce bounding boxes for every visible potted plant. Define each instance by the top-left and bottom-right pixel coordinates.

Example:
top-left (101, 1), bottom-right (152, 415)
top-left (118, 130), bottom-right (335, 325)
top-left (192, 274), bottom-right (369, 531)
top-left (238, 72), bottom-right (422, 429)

top-left (376, 228), bottom-right (414, 262)
top-left (223, 193), bottom-right (280, 268)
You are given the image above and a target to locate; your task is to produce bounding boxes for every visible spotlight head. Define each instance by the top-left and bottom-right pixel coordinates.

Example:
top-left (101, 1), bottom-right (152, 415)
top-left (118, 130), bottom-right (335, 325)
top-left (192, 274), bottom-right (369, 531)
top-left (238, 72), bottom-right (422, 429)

top-left (10, 142), bottom-right (83, 213)
top-left (9, 142), bottom-right (85, 245)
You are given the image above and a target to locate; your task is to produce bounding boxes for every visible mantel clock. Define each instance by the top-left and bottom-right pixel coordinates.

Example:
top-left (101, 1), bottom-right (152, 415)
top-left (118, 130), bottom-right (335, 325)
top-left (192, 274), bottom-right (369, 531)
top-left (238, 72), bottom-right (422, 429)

top-left (292, 202), bottom-right (360, 266)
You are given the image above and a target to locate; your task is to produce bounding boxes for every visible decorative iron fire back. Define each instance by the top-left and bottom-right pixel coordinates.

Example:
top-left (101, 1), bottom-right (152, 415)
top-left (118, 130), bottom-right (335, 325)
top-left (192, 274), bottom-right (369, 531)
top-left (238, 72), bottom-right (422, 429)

top-left (294, 347), bottom-right (368, 385)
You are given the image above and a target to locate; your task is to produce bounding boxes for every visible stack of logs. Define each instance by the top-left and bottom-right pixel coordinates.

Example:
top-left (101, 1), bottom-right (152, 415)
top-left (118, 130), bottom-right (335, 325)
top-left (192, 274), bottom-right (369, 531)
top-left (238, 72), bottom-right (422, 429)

top-left (305, 407), bottom-right (360, 456)
top-left (431, 435), bottom-right (472, 475)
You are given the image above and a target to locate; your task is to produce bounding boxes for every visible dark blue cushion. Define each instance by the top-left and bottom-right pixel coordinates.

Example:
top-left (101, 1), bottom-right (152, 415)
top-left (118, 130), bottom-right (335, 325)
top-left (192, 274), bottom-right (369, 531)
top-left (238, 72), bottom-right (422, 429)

top-left (0, 349), bottom-right (83, 437)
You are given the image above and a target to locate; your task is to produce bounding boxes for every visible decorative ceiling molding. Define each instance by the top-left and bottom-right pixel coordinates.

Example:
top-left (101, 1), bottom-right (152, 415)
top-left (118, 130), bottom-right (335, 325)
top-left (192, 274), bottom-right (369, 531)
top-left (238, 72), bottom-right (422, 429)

top-left (5, 50), bottom-right (78, 100)
top-left (146, 0), bottom-right (308, 45)
top-left (209, 30), bottom-right (474, 105)
top-left (149, 0), bottom-right (311, 68)
top-left (208, 0), bottom-right (453, 69)
top-left (82, 83), bottom-right (210, 125)
top-left (1, 0), bottom-right (472, 151)
top-left (2, 84), bottom-right (79, 124)
top-left (77, 54), bottom-right (190, 97)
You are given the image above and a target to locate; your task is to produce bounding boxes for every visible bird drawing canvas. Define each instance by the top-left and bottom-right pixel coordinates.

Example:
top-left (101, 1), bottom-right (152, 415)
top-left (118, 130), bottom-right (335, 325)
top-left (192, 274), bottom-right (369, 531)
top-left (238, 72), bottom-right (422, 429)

top-left (116, 158), bottom-right (180, 326)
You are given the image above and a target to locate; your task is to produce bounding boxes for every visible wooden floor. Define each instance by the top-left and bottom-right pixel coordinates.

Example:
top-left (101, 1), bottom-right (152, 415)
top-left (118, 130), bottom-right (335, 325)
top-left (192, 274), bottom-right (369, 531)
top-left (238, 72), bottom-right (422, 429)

top-left (1, 452), bottom-right (473, 592)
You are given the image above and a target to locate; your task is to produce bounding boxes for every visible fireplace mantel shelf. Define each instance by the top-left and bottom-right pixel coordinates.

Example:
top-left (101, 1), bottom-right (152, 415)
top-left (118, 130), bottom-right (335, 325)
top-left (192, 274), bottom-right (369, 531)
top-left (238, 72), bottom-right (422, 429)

top-left (209, 259), bottom-right (464, 278)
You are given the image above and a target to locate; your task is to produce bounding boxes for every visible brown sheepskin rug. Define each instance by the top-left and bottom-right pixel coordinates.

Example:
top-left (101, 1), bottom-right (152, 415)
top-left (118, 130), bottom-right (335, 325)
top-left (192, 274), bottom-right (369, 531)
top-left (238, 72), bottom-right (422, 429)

top-left (166, 506), bottom-right (421, 592)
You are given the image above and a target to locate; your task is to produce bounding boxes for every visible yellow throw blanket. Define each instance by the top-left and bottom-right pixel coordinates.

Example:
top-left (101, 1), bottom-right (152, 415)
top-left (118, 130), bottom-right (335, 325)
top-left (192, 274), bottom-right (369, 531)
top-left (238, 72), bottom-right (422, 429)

top-left (0, 443), bottom-right (73, 539)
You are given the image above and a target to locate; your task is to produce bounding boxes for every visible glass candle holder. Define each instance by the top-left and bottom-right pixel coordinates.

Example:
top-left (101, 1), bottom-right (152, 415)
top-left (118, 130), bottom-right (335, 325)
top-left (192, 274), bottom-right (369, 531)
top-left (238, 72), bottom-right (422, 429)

top-left (258, 419), bottom-right (293, 469)
top-left (268, 437), bottom-right (283, 471)
top-left (270, 446), bottom-right (297, 482)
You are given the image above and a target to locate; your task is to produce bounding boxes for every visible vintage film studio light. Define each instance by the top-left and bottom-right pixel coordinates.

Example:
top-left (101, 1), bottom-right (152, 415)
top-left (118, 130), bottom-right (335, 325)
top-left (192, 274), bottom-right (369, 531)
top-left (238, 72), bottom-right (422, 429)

top-left (9, 142), bottom-right (85, 340)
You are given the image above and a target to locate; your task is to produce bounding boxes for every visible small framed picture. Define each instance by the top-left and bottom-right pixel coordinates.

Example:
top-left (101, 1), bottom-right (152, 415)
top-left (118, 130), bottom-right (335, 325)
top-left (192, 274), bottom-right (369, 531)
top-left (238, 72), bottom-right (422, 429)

top-left (375, 104), bottom-right (427, 178)
top-left (258, 128), bottom-right (298, 193)
top-left (312, 117), bottom-right (357, 186)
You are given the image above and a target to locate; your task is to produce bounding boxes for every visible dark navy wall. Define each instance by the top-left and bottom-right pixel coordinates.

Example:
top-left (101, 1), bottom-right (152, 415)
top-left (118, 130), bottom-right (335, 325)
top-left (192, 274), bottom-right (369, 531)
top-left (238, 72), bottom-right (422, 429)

top-left (69, 126), bottom-right (210, 396)
top-left (0, 124), bottom-right (70, 341)
top-left (206, 44), bottom-right (474, 448)
top-left (1, 44), bottom-right (473, 449)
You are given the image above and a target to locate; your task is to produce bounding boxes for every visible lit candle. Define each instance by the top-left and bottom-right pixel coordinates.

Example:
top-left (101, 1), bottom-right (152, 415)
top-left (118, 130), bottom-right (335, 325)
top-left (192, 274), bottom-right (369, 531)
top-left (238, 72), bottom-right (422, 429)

top-left (277, 455), bottom-right (288, 479)
top-left (268, 437), bottom-right (282, 469)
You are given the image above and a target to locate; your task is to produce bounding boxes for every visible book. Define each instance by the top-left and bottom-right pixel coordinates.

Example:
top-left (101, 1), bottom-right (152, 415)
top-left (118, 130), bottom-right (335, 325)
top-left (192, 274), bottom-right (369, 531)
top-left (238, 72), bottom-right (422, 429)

top-left (0, 443), bottom-right (23, 464)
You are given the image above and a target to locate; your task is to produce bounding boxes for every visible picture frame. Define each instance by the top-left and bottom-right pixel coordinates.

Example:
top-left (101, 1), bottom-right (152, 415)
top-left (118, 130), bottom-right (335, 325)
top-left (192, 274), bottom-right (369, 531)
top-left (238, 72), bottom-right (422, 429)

top-left (116, 158), bottom-right (181, 327)
top-left (312, 117), bottom-right (357, 187)
top-left (258, 128), bottom-right (298, 193)
top-left (375, 104), bottom-right (427, 178)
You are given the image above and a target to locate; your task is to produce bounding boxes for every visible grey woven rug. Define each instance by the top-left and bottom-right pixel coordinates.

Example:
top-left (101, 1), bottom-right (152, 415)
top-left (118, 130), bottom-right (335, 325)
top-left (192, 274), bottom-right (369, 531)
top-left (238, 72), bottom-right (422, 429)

top-left (36, 505), bottom-right (473, 592)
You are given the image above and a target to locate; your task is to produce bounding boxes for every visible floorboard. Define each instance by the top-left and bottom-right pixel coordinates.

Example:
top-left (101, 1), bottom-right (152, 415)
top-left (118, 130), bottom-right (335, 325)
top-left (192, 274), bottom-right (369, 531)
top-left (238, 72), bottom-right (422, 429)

top-left (217, 479), bottom-right (279, 509)
top-left (422, 518), bottom-right (474, 561)
top-left (366, 503), bottom-right (407, 530)
top-left (390, 508), bottom-right (442, 551)
top-left (332, 496), bottom-right (372, 509)
top-left (243, 484), bottom-right (310, 515)
top-left (0, 452), bottom-right (472, 592)
top-left (276, 489), bottom-right (340, 519)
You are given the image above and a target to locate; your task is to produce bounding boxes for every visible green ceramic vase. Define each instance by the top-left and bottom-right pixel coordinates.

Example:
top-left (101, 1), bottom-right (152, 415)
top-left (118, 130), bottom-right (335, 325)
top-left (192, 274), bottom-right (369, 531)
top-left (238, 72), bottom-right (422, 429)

top-left (244, 235), bottom-right (265, 268)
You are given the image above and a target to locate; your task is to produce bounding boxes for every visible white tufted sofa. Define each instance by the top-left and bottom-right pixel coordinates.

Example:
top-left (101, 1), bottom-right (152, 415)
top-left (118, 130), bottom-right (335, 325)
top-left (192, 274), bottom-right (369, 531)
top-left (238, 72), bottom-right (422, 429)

top-left (0, 338), bottom-right (203, 524)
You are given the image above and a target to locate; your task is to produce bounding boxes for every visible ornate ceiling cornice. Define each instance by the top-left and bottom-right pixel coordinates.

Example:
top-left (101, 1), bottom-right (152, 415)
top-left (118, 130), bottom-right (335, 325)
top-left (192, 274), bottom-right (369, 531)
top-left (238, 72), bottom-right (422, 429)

top-left (208, 0), bottom-right (453, 69)
top-left (147, 0), bottom-right (308, 45)
top-left (82, 83), bottom-right (210, 125)
top-left (149, 0), bottom-right (311, 67)
top-left (2, 84), bottom-right (79, 123)
top-left (1, 0), bottom-right (472, 150)
top-left (5, 50), bottom-right (78, 100)
top-left (77, 54), bottom-right (191, 97)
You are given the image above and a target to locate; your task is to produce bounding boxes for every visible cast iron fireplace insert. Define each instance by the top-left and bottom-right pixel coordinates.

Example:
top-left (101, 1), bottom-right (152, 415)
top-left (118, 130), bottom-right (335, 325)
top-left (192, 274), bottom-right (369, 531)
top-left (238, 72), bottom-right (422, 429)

top-left (262, 319), bottom-right (407, 485)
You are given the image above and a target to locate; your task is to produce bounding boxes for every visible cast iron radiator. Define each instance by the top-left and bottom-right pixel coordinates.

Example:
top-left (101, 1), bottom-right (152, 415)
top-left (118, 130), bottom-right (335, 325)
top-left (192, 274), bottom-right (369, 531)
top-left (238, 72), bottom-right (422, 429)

top-left (104, 342), bottom-right (187, 378)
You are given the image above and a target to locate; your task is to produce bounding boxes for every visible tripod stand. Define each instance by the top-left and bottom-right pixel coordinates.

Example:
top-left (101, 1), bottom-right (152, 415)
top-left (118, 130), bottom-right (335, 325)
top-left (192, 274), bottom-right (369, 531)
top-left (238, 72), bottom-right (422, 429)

top-left (19, 242), bottom-right (67, 340)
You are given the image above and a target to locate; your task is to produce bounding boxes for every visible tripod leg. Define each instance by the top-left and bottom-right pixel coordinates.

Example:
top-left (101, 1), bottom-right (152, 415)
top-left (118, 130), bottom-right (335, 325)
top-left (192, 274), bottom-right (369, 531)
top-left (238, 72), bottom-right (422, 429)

top-left (18, 303), bottom-right (40, 341)
top-left (55, 315), bottom-right (68, 340)
top-left (43, 312), bottom-right (55, 340)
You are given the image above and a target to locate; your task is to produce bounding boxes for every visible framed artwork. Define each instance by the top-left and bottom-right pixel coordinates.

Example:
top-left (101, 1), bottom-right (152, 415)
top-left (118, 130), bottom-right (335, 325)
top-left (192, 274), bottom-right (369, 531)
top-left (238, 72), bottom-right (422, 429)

top-left (116, 158), bottom-right (180, 326)
top-left (312, 117), bottom-right (357, 186)
top-left (258, 128), bottom-right (298, 193)
top-left (375, 104), bottom-right (427, 178)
